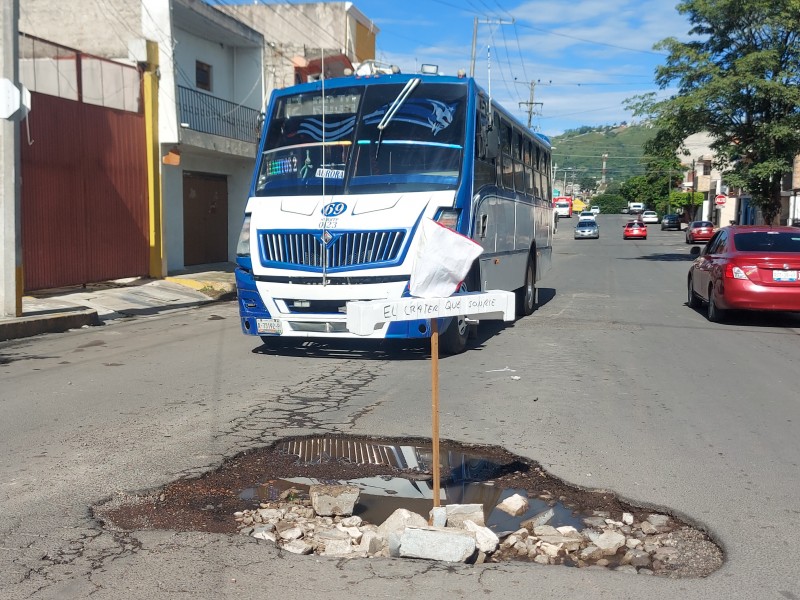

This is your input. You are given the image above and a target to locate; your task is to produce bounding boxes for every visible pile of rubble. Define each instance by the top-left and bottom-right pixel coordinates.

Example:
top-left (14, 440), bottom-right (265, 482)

top-left (235, 484), bottom-right (719, 574)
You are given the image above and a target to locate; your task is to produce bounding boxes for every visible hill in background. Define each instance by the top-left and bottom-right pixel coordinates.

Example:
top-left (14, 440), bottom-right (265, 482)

top-left (549, 123), bottom-right (657, 194)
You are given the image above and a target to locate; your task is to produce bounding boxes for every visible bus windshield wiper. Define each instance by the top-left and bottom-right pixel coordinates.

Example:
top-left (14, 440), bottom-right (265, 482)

top-left (375, 78), bottom-right (420, 158)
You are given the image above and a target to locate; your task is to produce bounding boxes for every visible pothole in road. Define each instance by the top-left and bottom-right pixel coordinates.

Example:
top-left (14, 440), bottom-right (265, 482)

top-left (93, 435), bottom-right (722, 577)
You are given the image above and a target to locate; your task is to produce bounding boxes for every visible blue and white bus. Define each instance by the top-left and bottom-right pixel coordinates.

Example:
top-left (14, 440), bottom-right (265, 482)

top-left (235, 68), bottom-right (553, 354)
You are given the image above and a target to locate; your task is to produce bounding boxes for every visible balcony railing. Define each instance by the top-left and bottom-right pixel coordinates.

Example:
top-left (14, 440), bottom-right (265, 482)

top-left (178, 86), bottom-right (260, 144)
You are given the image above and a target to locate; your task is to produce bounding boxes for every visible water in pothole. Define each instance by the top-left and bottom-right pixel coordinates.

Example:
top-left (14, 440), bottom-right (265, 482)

top-left (239, 437), bottom-right (587, 533)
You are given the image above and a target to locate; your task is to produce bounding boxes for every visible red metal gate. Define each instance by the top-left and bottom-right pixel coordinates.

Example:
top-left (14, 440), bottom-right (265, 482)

top-left (19, 36), bottom-right (148, 291)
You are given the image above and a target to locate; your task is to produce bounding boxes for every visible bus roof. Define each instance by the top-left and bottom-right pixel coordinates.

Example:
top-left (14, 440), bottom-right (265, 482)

top-left (267, 72), bottom-right (552, 149)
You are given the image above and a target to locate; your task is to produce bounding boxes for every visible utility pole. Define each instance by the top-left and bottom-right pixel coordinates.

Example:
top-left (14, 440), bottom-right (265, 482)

top-left (469, 17), bottom-right (514, 78)
top-left (518, 80), bottom-right (544, 129)
top-left (1, 0), bottom-right (22, 317)
top-left (601, 153), bottom-right (608, 185)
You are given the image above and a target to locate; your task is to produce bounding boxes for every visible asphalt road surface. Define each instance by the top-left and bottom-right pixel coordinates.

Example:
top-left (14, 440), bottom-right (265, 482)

top-left (1, 213), bottom-right (798, 599)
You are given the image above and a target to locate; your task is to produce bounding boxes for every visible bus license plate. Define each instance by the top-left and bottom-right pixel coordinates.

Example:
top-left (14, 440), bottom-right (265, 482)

top-left (773, 270), bottom-right (797, 282)
top-left (256, 318), bottom-right (282, 335)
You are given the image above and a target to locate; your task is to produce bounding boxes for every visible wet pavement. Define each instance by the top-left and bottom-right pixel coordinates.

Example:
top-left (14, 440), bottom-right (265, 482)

top-left (0, 262), bottom-right (236, 341)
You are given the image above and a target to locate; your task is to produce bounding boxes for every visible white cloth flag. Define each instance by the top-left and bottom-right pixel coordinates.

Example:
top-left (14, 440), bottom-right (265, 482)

top-left (409, 218), bottom-right (484, 298)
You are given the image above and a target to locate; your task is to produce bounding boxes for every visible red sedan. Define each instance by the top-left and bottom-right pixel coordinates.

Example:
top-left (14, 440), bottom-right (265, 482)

top-left (687, 225), bottom-right (800, 322)
top-left (685, 220), bottom-right (715, 244)
top-left (623, 220), bottom-right (647, 240)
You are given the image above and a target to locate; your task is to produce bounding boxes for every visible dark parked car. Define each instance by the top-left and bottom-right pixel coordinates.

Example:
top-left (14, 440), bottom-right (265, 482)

top-left (687, 225), bottom-right (800, 322)
top-left (661, 214), bottom-right (682, 231)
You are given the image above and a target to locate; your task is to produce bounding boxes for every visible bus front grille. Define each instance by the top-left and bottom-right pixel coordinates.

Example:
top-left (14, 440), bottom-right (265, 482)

top-left (260, 230), bottom-right (406, 270)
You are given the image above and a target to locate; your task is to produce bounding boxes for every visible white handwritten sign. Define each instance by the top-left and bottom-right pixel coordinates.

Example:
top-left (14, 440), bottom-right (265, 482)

top-left (345, 291), bottom-right (516, 336)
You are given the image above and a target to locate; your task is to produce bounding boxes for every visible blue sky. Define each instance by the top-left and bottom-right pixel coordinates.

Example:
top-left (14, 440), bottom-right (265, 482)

top-left (349, 0), bottom-right (692, 137)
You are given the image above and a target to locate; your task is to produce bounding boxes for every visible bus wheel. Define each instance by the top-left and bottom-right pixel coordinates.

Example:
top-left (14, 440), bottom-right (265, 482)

top-left (440, 282), bottom-right (469, 355)
top-left (516, 255), bottom-right (536, 317)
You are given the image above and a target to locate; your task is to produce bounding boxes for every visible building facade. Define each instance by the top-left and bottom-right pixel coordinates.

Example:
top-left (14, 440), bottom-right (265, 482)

top-left (21, 0), bottom-right (264, 273)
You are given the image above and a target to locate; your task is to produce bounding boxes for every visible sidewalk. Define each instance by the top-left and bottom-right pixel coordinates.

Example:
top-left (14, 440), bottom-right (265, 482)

top-left (0, 262), bottom-right (237, 342)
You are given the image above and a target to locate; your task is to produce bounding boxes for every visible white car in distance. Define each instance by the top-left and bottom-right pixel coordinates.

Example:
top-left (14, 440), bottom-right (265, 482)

top-left (578, 211), bottom-right (596, 222)
top-left (642, 210), bottom-right (659, 224)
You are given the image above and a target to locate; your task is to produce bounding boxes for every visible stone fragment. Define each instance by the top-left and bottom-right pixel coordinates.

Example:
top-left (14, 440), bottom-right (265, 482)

top-left (321, 538), bottom-right (352, 556)
top-left (314, 528), bottom-right (351, 541)
top-left (398, 527), bottom-right (476, 563)
top-left (377, 508), bottom-right (428, 537)
top-left (340, 516), bottom-right (362, 528)
top-left (630, 551), bottom-right (652, 568)
top-left (357, 530), bottom-right (385, 555)
top-left (533, 554), bottom-right (550, 564)
top-left (582, 516), bottom-right (607, 528)
top-left (641, 521), bottom-right (658, 535)
top-left (445, 504), bottom-right (485, 527)
top-left (463, 520), bottom-right (499, 553)
top-left (592, 531), bottom-right (626, 555)
top-left (647, 514), bottom-right (671, 529)
top-left (429, 506), bottom-right (447, 527)
top-left (387, 532), bottom-right (401, 558)
top-left (336, 524), bottom-right (363, 541)
top-left (626, 538), bottom-right (642, 549)
top-left (520, 508), bottom-right (554, 530)
top-left (251, 529), bottom-right (277, 543)
top-left (309, 485), bottom-right (360, 517)
top-left (511, 527), bottom-right (529, 541)
top-left (556, 526), bottom-right (580, 537)
top-left (258, 508), bottom-right (284, 521)
top-left (533, 525), bottom-right (559, 537)
top-left (537, 535), bottom-right (582, 551)
top-left (539, 542), bottom-right (561, 557)
top-left (622, 512), bottom-right (634, 525)
top-left (282, 539), bottom-right (313, 555)
top-left (496, 494), bottom-right (529, 516)
top-left (275, 521), bottom-right (303, 540)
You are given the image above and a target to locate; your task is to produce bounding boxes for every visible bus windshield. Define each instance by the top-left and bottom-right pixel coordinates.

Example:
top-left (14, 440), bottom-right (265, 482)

top-left (254, 82), bottom-right (467, 197)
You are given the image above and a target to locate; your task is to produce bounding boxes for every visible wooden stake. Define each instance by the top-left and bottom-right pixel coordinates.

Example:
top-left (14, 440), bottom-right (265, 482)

top-left (430, 318), bottom-right (440, 508)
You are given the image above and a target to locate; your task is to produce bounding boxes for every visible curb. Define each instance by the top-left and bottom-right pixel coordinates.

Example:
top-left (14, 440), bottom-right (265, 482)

top-left (0, 308), bottom-right (100, 342)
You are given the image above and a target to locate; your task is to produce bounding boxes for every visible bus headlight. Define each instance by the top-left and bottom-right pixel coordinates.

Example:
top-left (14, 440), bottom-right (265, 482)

top-left (236, 215), bottom-right (252, 256)
top-left (435, 209), bottom-right (461, 231)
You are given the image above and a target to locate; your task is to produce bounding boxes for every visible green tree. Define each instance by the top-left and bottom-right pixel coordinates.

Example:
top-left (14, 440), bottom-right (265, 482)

top-left (592, 193), bottom-right (627, 214)
top-left (669, 191), bottom-right (705, 219)
top-left (620, 175), bottom-right (654, 206)
top-left (577, 174), bottom-right (597, 194)
top-left (630, 0), bottom-right (800, 224)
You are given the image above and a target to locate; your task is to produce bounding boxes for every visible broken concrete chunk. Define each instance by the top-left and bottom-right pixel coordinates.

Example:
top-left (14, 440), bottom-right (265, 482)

top-left (520, 507), bottom-right (554, 530)
top-left (463, 520), bottom-right (499, 553)
top-left (282, 539), bottom-right (313, 555)
top-left (377, 508), bottom-right (428, 537)
top-left (321, 538), bottom-right (352, 556)
top-left (593, 531), bottom-right (627, 555)
top-left (445, 504), bottom-right (485, 527)
top-left (398, 526), bottom-right (477, 563)
top-left (309, 484), bottom-right (360, 517)
top-left (429, 506), bottom-right (447, 527)
top-left (496, 493), bottom-right (529, 516)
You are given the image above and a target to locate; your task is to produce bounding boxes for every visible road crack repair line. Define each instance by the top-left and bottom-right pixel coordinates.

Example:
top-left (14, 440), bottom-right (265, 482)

top-left (221, 360), bottom-right (385, 450)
